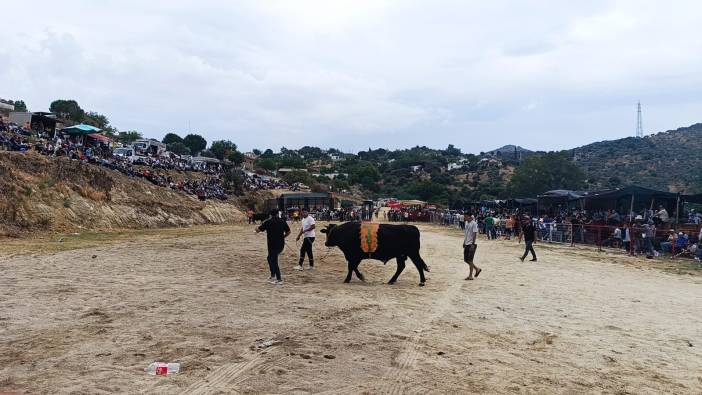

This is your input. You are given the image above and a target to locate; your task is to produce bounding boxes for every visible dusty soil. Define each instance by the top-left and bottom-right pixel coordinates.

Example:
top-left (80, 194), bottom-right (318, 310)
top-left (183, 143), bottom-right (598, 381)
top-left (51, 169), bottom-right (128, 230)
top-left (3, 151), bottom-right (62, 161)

top-left (0, 152), bottom-right (245, 236)
top-left (1, 224), bottom-right (701, 394)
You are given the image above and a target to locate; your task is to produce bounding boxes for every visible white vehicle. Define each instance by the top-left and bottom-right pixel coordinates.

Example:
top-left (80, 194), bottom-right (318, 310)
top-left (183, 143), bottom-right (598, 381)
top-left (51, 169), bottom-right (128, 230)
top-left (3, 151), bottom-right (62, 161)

top-left (132, 139), bottom-right (166, 156)
top-left (113, 147), bottom-right (136, 162)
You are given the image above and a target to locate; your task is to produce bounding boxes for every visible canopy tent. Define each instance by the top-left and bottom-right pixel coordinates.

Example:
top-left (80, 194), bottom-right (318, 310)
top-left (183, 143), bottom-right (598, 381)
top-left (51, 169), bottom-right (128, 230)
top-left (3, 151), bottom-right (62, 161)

top-left (478, 200), bottom-right (506, 208)
top-left (507, 198), bottom-right (537, 206)
top-left (87, 133), bottom-right (110, 143)
top-left (387, 201), bottom-right (402, 209)
top-left (400, 199), bottom-right (426, 207)
top-left (536, 189), bottom-right (608, 215)
top-left (61, 124), bottom-right (102, 135)
top-left (684, 193), bottom-right (702, 204)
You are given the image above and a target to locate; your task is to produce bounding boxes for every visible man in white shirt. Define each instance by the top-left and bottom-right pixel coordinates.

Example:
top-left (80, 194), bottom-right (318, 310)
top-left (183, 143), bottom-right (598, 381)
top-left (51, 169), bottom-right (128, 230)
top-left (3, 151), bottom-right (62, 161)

top-left (463, 214), bottom-right (482, 280)
top-left (295, 209), bottom-right (316, 270)
top-left (654, 205), bottom-right (670, 224)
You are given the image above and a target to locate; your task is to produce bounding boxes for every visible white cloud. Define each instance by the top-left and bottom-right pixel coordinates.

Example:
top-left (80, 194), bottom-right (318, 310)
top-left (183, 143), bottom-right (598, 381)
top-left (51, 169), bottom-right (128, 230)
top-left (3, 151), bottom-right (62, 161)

top-left (1, 0), bottom-right (701, 153)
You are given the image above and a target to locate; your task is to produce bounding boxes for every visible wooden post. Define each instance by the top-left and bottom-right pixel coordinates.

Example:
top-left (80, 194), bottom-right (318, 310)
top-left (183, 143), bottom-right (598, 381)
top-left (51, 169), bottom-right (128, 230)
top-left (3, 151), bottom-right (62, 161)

top-left (629, 194), bottom-right (635, 223)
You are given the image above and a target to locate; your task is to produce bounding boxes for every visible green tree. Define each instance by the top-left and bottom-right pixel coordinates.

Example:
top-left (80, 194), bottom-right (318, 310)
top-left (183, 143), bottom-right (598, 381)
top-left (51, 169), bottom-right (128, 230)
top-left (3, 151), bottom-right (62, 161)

top-left (407, 180), bottom-right (449, 202)
top-left (256, 158), bottom-right (278, 171)
top-left (508, 152), bottom-right (586, 196)
top-left (167, 142), bottom-right (191, 155)
top-left (228, 150), bottom-right (245, 165)
top-left (118, 130), bottom-right (142, 144)
top-left (443, 144), bottom-right (462, 156)
top-left (283, 170), bottom-right (313, 185)
top-left (11, 100), bottom-right (28, 112)
top-left (348, 163), bottom-right (381, 189)
top-left (262, 148), bottom-right (274, 157)
top-left (223, 168), bottom-right (245, 195)
top-left (49, 99), bottom-right (85, 122)
top-left (210, 140), bottom-right (238, 161)
top-left (279, 155), bottom-right (306, 169)
top-left (162, 133), bottom-right (183, 145)
top-left (200, 149), bottom-right (216, 158)
top-left (83, 111), bottom-right (110, 129)
top-left (183, 134), bottom-right (207, 155)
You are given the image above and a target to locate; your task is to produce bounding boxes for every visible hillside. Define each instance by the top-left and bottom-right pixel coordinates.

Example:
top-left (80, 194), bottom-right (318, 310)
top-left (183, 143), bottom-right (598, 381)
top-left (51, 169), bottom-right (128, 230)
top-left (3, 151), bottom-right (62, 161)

top-left (0, 152), bottom-right (245, 236)
top-left (488, 144), bottom-right (533, 155)
top-left (573, 123), bottom-right (702, 193)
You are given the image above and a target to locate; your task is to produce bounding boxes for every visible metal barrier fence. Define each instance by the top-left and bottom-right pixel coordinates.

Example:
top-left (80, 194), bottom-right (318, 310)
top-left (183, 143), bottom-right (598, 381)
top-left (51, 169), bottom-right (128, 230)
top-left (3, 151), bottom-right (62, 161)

top-left (391, 214), bottom-right (701, 261)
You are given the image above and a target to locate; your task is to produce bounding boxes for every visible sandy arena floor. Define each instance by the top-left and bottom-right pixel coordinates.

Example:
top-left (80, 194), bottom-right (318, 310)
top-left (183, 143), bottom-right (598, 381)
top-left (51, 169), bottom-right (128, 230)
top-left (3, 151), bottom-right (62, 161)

top-left (1, 223), bottom-right (701, 394)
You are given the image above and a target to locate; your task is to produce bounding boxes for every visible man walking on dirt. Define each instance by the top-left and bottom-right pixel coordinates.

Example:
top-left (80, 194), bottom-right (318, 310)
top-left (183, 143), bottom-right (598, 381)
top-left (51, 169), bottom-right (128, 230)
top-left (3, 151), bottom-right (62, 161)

top-left (294, 208), bottom-right (316, 271)
top-left (519, 216), bottom-right (537, 262)
top-left (463, 214), bottom-right (482, 280)
top-left (256, 209), bottom-right (291, 285)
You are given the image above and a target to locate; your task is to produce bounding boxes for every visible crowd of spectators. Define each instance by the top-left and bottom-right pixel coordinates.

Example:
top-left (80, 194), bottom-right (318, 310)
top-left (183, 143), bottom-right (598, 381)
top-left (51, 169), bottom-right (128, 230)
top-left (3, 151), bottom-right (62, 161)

top-left (0, 119), bottom-right (292, 201)
top-left (381, 200), bottom-right (702, 262)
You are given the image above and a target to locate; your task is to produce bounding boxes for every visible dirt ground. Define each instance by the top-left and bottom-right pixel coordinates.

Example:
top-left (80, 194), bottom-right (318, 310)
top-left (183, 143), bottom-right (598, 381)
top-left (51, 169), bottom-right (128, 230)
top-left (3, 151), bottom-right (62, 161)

top-left (1, 223), bottom-right (701, 394)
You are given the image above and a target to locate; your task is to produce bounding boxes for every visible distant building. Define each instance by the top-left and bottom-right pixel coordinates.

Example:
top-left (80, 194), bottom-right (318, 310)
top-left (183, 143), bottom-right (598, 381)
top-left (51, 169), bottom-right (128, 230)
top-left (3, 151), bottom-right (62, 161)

top-left (267, 192), bottom-right (338, 213)
top-left (276, 168), bottom-right (306, 177)
top-left (243, 152), bottom-right (258, 171)
top-left (9, 112), bottom-right (63, 136)
top-left (0, 99), bottom-right (14, 117)
top-left (410, 165), bottom-right (423, 173)
top-left (478, 157), bottom-right (502, 168)
top-left (311, 172), bottom-right (347, 180)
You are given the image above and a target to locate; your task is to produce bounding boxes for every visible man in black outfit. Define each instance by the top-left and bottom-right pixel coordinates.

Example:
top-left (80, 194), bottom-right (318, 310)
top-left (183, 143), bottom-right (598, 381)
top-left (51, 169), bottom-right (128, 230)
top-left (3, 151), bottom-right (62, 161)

top-left (256, 209), bottom-right (291, 284)
top-left (519, 215), bottom-right (537, 262)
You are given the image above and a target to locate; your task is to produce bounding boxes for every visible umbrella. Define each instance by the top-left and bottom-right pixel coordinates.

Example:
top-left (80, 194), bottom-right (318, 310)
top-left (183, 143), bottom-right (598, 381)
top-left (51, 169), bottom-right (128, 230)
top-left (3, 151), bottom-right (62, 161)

top-left (61, 124), bottom-right (102, 135)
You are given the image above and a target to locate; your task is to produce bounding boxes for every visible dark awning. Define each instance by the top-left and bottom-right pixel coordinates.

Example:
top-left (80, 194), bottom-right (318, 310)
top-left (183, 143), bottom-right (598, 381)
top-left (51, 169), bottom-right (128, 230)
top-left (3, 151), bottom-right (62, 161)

top-left (584, 186), bottom-right (678, 201)
top-left (684, 193), bottom-right (702, 204)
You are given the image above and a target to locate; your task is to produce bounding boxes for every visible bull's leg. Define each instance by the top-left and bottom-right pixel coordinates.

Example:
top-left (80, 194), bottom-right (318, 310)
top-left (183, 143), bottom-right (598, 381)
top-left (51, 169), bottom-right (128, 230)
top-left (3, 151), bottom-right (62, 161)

top-left (353, 262), bottom-right (365, 282)
top-left (344, 261), bottom-right (354, 283)
top-left (409, 252), bottom-right (427, 286)
top-left (388, 256), bottom-right (406, 284)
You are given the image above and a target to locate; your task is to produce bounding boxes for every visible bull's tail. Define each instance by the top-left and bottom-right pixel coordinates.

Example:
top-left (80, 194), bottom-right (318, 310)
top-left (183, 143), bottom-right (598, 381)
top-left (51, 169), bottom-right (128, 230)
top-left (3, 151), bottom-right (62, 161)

top-left (410, 225), bottom-right (430, 272)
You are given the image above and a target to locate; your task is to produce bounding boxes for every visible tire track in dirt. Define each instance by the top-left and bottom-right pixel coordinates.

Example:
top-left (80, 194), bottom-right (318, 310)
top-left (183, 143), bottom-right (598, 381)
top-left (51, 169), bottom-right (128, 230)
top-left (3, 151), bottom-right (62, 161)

top-left (180, 347), bottom-right (289, 395)
top-left (376, 229), bottom-right (466, 394)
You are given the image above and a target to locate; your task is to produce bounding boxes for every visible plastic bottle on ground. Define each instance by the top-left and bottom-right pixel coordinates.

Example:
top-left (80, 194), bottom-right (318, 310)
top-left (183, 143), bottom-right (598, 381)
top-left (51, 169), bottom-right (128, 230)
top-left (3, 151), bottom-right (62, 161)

top-left (145, 362), bottom-right (180, 376)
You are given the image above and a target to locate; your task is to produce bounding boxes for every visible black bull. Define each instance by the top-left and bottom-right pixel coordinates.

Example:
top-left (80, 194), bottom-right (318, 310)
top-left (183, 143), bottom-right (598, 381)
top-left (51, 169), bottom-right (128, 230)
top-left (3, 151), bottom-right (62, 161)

top-left (320, 222), bottom-right (430, 286)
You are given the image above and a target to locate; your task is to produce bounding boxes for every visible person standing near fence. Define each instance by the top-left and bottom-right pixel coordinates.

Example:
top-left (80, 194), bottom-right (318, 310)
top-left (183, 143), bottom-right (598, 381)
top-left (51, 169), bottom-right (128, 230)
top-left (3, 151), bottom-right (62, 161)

top-left (294, 208), bottom-right (316, 271)
top-left (463, 214), bottom-right (482, 280)
top-left (485, 213), bottom-right (495, 240)
top-left (519, 216), bottom-right (538, 262)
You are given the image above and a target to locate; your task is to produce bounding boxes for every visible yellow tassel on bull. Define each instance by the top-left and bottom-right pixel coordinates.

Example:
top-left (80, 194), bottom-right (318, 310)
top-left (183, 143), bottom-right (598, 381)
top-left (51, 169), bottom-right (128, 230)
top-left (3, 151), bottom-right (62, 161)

top-left (360, 222), bottom-right (379, 254)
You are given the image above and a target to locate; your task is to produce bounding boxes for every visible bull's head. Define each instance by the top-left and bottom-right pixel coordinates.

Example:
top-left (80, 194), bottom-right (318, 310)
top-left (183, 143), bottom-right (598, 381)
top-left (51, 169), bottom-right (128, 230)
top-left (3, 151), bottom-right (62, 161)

top-left (320, 224), bottom-right (338, 247)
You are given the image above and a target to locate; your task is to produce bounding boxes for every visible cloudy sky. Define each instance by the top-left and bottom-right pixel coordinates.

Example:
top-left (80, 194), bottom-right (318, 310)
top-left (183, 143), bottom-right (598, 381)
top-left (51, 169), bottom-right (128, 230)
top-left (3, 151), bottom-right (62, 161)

top-left (2, 1), bottom-right (701, 153)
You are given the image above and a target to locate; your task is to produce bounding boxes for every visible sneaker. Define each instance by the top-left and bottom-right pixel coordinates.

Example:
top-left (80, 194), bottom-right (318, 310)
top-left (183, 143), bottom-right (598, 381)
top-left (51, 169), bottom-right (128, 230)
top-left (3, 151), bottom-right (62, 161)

top-left (275, 280), bottom-right (283, 285)
top-left (519, 257), bottom-right (525, 262)
top-left (308, 266), bottom-right (315, 271)
top-left (293, 265), bottom-right (303, 271)
top-left (530, 259), bottom-right (537, 262)
top-left (268, 278), bottom-right (278, 284)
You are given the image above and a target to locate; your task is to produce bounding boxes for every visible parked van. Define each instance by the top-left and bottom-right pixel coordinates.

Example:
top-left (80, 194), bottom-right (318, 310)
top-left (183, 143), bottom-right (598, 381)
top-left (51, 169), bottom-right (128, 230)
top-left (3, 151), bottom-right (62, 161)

top-left (113, 147), bottom-right (136, 162)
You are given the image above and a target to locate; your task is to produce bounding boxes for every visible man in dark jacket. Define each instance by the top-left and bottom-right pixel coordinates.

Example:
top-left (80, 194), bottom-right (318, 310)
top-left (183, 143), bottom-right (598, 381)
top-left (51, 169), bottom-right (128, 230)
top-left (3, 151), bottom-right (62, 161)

top-left (519, 216), bottom-right (537, 262)
top-left (256, 209), bottom-right (291, 284)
